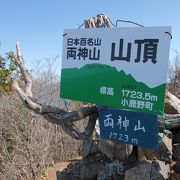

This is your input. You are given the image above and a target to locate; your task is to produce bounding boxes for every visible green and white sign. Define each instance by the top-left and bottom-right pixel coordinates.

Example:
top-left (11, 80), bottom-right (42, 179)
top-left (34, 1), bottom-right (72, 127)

top-left (60, 27), bottom-right (171, 115)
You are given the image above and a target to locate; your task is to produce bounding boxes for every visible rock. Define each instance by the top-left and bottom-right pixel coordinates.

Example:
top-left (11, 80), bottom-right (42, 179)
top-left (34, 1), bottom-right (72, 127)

top-left (56, 161), bottom-right (80, 180)
top-left (137, 147), bottom-right (147, 162)
top-left (151, 160), bottom-right (170, 180)
top-left (143, 130), bottom-right (172, 163)
top-left (125, 160), bottom-right (170, 180)
top-left (173, 143), bottom-right (180, 160)
top-left (80, 155), bottom-right (125, 180)
top-left (80, 160), bottom-right (102, 179)
top-left (125, 162), bottom-right (152, 180)
top-left (56, 154), bottom-right (105, 180)
top-left (173, 130), bottom-right (180, 144)
top-left (82, 140), bottom-right (93, 158)
top-left (80, 153), bottom-right (107, 180)
top-left (124, 162), bottom-right (151, 180)
top-left (99, 139), bottom-right (133, 160)
top-left (97, 160), bottom-right (124, 180)
top-left (82, 120), bottom-right (101, 159)
top-left (158, 130), bottom-right (172, 162)
top-left (82, 139), bottom-right (100, 158)
top-left (173, 161), bottom-right (180, 174)
top-left (169, 172), bottom-right (180, 180)
top-left (95, 119), bottom-right (133, 161)
top-left (57, 152), bottom-right (126, 180)
top-left (90, 140), bottom-right (100, 154)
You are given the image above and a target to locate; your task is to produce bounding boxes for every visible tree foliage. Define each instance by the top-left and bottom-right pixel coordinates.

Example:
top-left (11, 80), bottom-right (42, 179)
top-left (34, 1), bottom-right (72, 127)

top-left (0, 51), bottom-right (20, 92)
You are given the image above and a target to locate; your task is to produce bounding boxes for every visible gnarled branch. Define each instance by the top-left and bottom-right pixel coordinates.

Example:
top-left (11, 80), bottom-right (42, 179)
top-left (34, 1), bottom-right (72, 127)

top-left (16, 42), bottom-right (32, 97)
top-left (159, 114), bottom-right (180, 130)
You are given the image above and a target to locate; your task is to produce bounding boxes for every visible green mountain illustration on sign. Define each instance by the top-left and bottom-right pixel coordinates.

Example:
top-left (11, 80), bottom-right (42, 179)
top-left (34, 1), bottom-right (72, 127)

top-left (60, 63), bottom-right (166, 115)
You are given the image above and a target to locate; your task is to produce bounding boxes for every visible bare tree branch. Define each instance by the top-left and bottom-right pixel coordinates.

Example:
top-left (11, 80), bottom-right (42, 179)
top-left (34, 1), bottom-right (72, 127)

top-left (12, 79), bottom-right (42, 113)
top-left (12, 75), bottom-right (98, 140)
top-left (158, 114), bottom-right (180, 130)
top-left (60, 113), bottom-right (98, 140)
top-left (16, 42), bottom-right (32, 97)
top-left (165, 90), bottom-right (180, 114)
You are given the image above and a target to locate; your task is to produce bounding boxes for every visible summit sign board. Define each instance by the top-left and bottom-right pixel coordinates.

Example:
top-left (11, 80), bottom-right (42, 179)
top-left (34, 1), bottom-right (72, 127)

top-left (60, 27), bottom-right (171, 115)
top-left (99, 108), bottom-right (158, 150)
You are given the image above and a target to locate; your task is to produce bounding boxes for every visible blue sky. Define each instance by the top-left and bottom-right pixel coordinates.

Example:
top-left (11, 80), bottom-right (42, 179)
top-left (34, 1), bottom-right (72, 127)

top-left (0, 0), bottom-right (179, 71)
